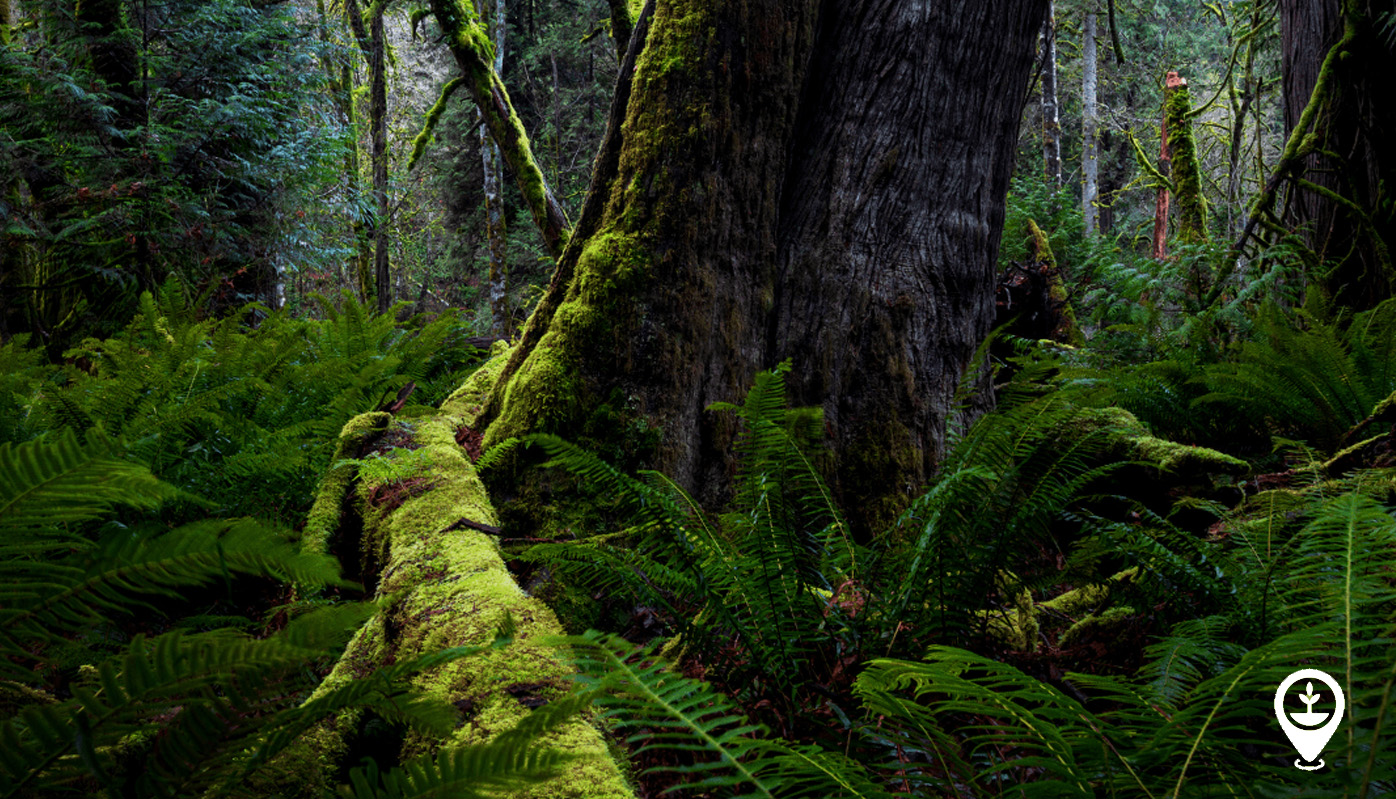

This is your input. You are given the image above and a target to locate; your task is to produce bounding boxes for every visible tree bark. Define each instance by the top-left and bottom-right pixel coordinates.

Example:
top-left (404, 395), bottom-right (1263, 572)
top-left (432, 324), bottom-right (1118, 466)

top-left (1082, 6), bottom-right (1100, 238)
top-left (1041, 1), bottom-right (1062, 189)
top-left (369, 4), bottom-right (391, 314)
top-left (475, 0), bottom-right (1046, 536)
top-left (1164, 72), bottom-right (1207, 245)
top-left (477, 0), bottom-right (510, 338)
top-left (1280, 0), bottom-right (1395, 310)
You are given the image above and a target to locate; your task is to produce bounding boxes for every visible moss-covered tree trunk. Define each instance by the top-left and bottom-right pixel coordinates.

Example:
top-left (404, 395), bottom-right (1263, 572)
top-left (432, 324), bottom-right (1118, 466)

top-left (1280, 0), bottom-right (1395, 310)
top-left (466, 0), bottom-right (1044, 535)
top-left (368, 3), bottom-right (392, 313)
top-left (1164, 72), bottom-right (1207, 245)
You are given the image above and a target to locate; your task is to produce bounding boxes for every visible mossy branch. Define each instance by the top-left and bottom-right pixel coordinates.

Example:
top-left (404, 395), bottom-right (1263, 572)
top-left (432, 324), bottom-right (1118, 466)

top-left (1208, 13), bottom-right (1358, 308)
top-left (1125, 128), bottom-right (1174, 190)
top-left (429, 0), bottom-right (570, 259)
top-left (407, 77), bottom-right (467, 172)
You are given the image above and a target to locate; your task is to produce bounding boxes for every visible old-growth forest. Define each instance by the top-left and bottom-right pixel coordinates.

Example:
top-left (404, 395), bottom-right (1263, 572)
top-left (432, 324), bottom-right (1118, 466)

top-left (2, 0), bottom-right (1395, 795)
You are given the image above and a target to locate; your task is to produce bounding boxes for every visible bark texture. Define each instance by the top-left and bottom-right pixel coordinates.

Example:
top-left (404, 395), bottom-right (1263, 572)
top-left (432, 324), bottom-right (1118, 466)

top-left (1281, 0), bottom-right (1395, 309)
top-left (478, 0), bottom-right (510, 338)
top-left (773, 0), bottom-right (1047, 530)
top-left (479, 0), bottom-right (1046, 535)
top-left (369, 5), bottom-right (391, 313)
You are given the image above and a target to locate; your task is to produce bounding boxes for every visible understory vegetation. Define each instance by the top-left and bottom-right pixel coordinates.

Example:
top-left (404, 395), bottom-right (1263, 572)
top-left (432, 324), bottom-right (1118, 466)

top-left (3, 283), bottom-right (1395, 796)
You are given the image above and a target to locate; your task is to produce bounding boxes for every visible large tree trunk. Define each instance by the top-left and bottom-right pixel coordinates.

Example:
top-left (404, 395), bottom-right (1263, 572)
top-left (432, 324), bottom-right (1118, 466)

top-left (1280, 0), bottom-right (1395, 310)
top-left (772, 0), bottom-right (1046, 531)
top-left (472, 0), bottom-right (1044, 535)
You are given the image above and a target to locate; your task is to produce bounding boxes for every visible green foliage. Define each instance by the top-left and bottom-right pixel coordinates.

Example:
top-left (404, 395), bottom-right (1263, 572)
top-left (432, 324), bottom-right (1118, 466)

top-left (871, 357), bottom-right (1129, 652)
top-left (853, 485), bottom-right (1396, 796)
top-left (1199, 302), bottom-right (1396, 449)
top-left (570, 631), bottom-right (892, 799)
top-left (0, 417), bottom-right (580, 799)
top-left (12, 289), bottom-right (478, 522)
top-left (490, 364), bottom-right (858, 703)
top-left (0, 0), bottom-right (350, 346)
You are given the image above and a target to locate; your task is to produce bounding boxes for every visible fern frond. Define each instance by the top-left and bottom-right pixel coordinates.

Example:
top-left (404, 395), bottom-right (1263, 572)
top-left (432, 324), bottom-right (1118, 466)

top-left (0, 429), bottom-right (175, 539)
top-left (0, 518), bottom-right (350, 676)
top-left (570, 631), bottom-right (885, 798)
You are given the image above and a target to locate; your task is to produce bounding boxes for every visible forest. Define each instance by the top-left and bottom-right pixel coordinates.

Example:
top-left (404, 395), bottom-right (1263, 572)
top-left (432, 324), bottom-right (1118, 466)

top-left (2, 0), bottom-right (1395, 795)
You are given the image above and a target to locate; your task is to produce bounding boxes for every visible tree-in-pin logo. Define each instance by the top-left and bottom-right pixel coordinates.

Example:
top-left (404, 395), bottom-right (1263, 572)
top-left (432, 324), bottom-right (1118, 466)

top-left (1274, 668), bottom-right (1345, 770)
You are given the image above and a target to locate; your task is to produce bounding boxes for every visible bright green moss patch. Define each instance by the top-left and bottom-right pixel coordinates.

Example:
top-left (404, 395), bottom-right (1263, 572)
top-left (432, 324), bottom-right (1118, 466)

top-left (1083, 407), bottom-right (1247, 475)
top-left (1059, 606), bottom-right (1138, 649)
top-left (1164, 81), bottom-right (1207, 243)
top-left (300, 412), bottom-right (391, 558)
top-left (355, 411), bottom-right (632, 798)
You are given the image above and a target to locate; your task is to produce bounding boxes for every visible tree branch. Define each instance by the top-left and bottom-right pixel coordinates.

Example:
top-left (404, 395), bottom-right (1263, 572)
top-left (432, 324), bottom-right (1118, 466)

top-left (430, 0), bottom-right (570, 260)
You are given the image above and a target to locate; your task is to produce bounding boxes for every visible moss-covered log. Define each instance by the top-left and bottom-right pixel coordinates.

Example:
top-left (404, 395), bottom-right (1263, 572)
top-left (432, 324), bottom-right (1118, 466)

top-left (273, 358), bottom-right (633, 798)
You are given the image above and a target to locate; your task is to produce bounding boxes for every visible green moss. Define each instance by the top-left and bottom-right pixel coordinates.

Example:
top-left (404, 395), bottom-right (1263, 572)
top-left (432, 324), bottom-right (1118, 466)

top-left (1041, 568), bottom-right (1137, 615)
top-left (300, 412), bottom-right (391, 558)
top-left (356, 412), bottom-right (634, 798)
top-left (977, 576), bottom-right (1040, 652)
top-left (443, 342), bottom-right (517, 426)
top-left (1164, 82), bottom-right (1207, 243)
top-left (483, 233), bottom-right (651, 450)
top-left (1024, 219), bottom-right (1082, 345)
top-left (1083, 407), bottom-right (1247, 475)
top-left (1129, 434), bottom-right (1247, 474)
top-left (1059, 606), bottom-right (1138, 649)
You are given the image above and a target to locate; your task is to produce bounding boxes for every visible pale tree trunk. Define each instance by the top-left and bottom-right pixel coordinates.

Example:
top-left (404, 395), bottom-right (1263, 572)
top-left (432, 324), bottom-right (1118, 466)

top-left (1041, 1), bottom-right (1061, 189)
top-left (477, 0), bottom-right (510, 338)
top-left (468, 0), bottom-right (1046, 536)
top-left (1082, 5), bottom-right (1099, 237)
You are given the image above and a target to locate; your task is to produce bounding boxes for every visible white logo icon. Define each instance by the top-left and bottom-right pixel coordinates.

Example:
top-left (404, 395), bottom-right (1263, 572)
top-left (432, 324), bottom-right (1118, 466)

top-left (1274, 668), bottom-right (1345, 770)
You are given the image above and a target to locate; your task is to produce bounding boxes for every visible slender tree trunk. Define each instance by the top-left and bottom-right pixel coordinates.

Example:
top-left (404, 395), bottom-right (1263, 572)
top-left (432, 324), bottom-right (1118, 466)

top-left (321, 0), bottom-right (374, 304)
top-left (1082, 6), bottom-right (1100, 237)
top-left (477, 0), bottom-right (1046, 535)
top-left (369, 6), bottom-right (391, 313)
top-left (1041, 1), bottom-right (1062, 189)
top-left (1152, 79), bottom-right (1171, 260)
top-left (606, 0), bottom-right (633, 56)
top-left (1280, 0), bottom-right (1395, 309)
top-left (1225, 2), bottom-right (1262, 240)
top-left (476, 0), bottom-right (510, 338)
